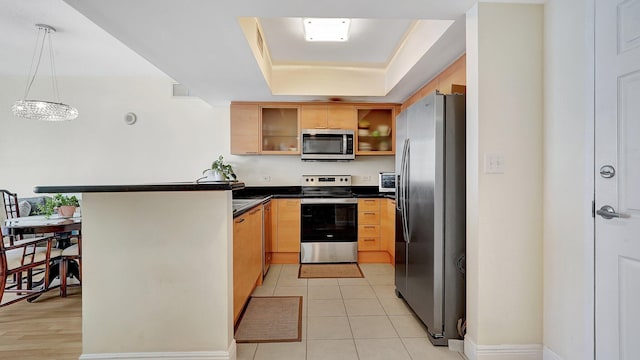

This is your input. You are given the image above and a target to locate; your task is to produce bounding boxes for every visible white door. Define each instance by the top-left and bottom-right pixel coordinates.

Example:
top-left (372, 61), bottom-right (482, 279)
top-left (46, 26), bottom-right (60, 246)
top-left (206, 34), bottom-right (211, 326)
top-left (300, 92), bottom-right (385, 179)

top-left (595, 0), bottom-right (640, 358)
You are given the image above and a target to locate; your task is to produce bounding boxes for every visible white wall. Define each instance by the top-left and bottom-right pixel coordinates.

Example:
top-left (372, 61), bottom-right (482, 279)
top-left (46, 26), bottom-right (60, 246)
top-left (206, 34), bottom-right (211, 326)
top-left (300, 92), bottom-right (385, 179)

top-left (466, 2), bottom-right (544, 352)
top-left (543, 0), bottom-right (594, 359)
top-left (0, 76), bottom-right (393, 197)
top-left (465, 3), bottom-right (481, 347)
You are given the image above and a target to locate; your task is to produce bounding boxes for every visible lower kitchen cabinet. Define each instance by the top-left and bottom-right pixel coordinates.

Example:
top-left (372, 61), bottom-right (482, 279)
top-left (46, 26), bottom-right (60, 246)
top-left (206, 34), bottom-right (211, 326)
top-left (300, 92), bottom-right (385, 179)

top-left (272, 198), bottom-right (301, 264)
top-left (358, 198), bottom-right (386, 263)
top-left (381, 198), bottom-right (396, 263)
top-left (233, 205), bottom-right (263, 324)
top-left (358, 198), bottom-right (381, 251)
top-left (358, 198), bottom-right (395, 264)
top-left (263, 200), bottom-right (273, 274)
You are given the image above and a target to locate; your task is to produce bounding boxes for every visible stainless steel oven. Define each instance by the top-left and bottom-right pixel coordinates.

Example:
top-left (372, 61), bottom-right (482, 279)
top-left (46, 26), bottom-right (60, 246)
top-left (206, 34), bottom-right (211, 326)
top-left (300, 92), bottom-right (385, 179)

top-left (300, 175), bottom-right (358, 263)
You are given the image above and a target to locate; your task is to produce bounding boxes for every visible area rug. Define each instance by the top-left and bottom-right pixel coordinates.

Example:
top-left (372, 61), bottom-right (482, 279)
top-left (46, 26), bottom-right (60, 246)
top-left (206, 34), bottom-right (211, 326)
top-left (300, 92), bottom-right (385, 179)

top-left (234, 296), bottom-right (302, 343)
top-left (298, 263), bottom-right (364, 279)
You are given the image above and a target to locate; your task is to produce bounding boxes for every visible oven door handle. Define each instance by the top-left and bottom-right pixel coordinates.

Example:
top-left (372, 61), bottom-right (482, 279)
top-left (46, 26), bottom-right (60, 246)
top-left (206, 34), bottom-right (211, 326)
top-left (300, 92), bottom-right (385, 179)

top-left (300, 198), bottom-right (358, 204)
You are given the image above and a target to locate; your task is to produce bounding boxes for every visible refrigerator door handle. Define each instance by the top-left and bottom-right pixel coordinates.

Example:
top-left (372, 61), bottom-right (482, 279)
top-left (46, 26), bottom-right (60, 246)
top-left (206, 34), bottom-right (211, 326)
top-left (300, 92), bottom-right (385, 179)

top-left (397, 141), bottom-right (407, 212)
top-left (402, 139), bottom-right (411, 244)
top-left (396, 173), bottom-right (402, 211)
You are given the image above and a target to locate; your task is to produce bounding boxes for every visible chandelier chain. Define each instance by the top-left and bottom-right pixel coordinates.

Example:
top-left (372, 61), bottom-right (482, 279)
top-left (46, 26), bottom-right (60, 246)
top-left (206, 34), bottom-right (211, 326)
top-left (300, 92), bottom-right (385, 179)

top-left (22, 27), bottom-right (45, 100)
top-left (48, 29), bottom-right (61, 103)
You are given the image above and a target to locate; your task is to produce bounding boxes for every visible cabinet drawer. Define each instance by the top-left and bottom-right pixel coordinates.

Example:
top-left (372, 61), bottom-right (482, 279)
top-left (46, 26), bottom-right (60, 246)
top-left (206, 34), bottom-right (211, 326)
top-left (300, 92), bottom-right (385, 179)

top-left (358, 236), bottom-right (380, 251)
top-left (358, 198), bottom-right (380, 212)
top-left (358, 211), bottom-right (380, 225)
top-left (358, 224), bottom-right (380, 237)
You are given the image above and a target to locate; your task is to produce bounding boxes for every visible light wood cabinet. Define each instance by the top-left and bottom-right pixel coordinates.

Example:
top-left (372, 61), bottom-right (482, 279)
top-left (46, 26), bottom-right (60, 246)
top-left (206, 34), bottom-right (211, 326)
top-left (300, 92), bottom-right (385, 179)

top-left (271, 199), bottom-right (300, 264)
top-left (401, 55), bottom-right (466, 112)
top-left (230, 102), bottom-right (300, 155)
top-left (300, 104), bottom-right (356, 130)
top-left (356, 106), bottom-right (396, 155)
top-left (358, 198), bottom-right (396, 264)
top-left (263, 201), bottom-right (273, 273)
top-left (358, 199), bottom-right (381, 251)
top-left (381, 199), bottom-right (396, 262)
top-left (233, 205), bottom-right (263, 323)
top-left (261, 106), bottom-right (300, 154)
top-left (231, 101), bottom-right (397, 156)
top-left (230, 103), bottom-right (260, 154)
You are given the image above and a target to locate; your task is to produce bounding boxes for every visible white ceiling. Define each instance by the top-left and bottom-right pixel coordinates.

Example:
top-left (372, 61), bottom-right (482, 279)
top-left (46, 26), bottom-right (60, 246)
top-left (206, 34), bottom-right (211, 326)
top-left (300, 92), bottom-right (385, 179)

top-left (1, 0), bottom-right (476, 105)
top-left (259, 18), bottom-right (414, 66)
top-left (0, 0), bottom-right (163, 77)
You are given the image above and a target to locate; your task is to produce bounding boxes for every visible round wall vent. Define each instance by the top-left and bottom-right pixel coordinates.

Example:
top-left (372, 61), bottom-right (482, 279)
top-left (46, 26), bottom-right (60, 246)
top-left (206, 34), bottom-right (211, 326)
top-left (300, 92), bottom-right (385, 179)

top-left (124, 112), bottom-right (137, 125)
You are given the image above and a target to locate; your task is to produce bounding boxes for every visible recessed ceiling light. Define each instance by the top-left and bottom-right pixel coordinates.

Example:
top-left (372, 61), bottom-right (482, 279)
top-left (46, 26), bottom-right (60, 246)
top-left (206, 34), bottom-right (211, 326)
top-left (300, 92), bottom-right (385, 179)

top-left (303, 18), bottom-right (350, 42)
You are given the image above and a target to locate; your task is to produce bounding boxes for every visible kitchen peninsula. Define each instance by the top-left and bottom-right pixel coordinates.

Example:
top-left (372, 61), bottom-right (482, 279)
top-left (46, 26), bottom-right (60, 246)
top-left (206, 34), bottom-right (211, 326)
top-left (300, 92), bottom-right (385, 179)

top-left (34, 182), bottom-right (244, 360)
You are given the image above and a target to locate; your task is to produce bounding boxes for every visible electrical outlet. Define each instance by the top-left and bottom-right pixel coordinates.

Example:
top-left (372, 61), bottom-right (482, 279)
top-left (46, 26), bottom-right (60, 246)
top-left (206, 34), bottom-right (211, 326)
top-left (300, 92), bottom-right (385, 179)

top-left (260, 175), bottom-right (271, 182)
top-left (360, 175), bottom-right (372, 182)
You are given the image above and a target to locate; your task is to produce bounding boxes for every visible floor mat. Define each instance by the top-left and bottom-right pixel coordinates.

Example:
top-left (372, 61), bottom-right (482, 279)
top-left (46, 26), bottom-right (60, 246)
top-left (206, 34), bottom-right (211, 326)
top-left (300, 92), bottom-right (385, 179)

top-left (234, 296), bottom-right (302, 343)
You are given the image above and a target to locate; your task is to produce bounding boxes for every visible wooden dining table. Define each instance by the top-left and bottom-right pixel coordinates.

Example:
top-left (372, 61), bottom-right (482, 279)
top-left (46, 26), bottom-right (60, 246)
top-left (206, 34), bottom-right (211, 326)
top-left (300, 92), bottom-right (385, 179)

top-left (3, 214), bottom-right (82, 297)
top-left (4, 214), bottom-right (82, 238)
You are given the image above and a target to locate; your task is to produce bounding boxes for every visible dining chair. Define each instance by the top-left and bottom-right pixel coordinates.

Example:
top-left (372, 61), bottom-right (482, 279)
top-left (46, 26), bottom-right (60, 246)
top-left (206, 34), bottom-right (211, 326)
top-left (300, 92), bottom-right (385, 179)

top-left (1, 189), bottom-right (21, 245)
top-left (59, 234), bottom-right (81, 297)
top-left (0, 234), bottom-right (62, 306)
top-left (1, 189), bottom-right (20, 220)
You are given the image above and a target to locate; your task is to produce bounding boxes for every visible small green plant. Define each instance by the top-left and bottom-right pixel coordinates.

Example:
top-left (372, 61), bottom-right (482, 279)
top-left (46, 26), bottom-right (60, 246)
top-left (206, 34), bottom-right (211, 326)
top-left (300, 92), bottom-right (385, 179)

top-left (206, 155), bottom-right (237, 180)
top-left (37, 194), bottom-right (80, 217)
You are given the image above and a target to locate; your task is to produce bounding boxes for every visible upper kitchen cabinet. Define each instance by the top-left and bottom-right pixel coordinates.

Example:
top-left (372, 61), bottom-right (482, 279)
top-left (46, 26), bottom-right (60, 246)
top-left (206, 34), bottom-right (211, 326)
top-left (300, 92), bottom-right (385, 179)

top-left (356, 105), bottom-right (396, 155)
top-left (230, 103), bottom-right (260, 154)
top-left (231, 101), bottom-right (398, 156)
top-left (230, 102), bottom-right (300, 155)
top-left (300, 104), bottom-right (356, 130)
top-left (261, 106), bottom-right (299, 154)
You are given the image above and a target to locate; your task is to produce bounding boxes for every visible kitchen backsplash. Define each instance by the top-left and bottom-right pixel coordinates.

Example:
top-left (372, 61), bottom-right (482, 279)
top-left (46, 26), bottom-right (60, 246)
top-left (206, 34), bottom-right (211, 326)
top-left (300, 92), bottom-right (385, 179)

top-left (228, 154), bottom-right (394, 186)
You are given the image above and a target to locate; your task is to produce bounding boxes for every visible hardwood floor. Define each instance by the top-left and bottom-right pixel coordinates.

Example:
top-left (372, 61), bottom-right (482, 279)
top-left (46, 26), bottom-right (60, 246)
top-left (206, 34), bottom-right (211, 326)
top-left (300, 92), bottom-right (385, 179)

top-left (0, 288), bottom-right (82, 360)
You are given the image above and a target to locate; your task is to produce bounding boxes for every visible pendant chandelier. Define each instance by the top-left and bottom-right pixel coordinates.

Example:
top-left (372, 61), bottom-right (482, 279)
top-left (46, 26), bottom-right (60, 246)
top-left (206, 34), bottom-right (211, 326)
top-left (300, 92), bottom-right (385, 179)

top-left (12, 24), bottom-right (78, 122)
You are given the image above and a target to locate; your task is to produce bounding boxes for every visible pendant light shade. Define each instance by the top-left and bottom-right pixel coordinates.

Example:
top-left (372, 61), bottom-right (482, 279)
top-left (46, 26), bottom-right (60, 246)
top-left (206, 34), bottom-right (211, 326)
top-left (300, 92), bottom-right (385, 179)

top-left (12, 24), bottom-right (78, 121)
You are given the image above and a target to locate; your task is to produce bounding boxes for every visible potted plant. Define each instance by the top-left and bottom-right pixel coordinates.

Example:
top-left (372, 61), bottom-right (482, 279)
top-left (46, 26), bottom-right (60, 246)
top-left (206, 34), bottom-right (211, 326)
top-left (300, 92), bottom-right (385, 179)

top-left (38, 194), bottom-right (80, 218)
top-left (203, 155), bottom-right (237, 181)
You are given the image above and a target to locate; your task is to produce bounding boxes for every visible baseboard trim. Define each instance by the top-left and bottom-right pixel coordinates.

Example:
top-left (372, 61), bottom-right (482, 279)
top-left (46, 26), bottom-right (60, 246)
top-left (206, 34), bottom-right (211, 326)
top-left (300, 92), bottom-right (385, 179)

top-left (543, 346), bottom-right (563, 360)
top-left (80, 341), bottom-right (236, 360)
top-left (465, 336), bottom-right (542, 360)
top-left (465, 336), bottom-right (478, 360)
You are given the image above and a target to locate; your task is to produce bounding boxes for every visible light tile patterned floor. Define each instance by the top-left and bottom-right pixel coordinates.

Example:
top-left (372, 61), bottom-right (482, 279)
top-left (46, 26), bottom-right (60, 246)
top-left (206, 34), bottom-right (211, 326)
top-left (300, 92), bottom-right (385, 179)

top-left (236, 263), bottom-right (465, 360)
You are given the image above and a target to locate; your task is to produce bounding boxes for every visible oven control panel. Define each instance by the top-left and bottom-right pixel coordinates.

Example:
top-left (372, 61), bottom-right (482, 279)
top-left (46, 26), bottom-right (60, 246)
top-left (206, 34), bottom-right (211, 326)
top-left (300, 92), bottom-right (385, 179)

top-left (302, 175), bottom-right (352, 186)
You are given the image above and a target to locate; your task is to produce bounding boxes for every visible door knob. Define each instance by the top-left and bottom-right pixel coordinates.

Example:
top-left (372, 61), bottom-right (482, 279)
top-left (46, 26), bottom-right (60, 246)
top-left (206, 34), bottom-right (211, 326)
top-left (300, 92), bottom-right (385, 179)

top-left (596, 205), bottom-right (624, 220)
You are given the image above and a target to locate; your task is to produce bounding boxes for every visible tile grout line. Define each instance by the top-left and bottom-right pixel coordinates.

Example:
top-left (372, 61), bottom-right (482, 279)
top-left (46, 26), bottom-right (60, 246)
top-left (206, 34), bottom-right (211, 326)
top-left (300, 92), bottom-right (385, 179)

top-left (248, 263), bottom-right (435, 360)
top-left (344, 271), bottom-right (361, 360)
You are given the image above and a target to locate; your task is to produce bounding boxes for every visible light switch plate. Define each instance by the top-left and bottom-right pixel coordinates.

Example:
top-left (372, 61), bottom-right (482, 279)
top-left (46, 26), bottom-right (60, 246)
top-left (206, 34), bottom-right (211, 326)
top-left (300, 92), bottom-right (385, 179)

top-left (484, 153), bottom-right (505, 174)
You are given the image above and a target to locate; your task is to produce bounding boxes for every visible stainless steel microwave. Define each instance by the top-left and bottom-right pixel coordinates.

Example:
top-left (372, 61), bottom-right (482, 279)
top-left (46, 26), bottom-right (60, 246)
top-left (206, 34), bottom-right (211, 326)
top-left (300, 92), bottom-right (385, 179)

top-left (301, 129), bottom-right (355, 161)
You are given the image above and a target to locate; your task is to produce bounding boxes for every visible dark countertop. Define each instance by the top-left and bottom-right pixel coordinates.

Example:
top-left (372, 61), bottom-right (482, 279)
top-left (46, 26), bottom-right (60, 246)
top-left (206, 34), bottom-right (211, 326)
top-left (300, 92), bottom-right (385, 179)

top-left (233, 185), bottom-right (394, 199)
top-left (233, 196), bottom-right (272, 217)
top-left (34, 182), bottom-right (245, 193)
top-left (232, 186), bottom-right (395, 217)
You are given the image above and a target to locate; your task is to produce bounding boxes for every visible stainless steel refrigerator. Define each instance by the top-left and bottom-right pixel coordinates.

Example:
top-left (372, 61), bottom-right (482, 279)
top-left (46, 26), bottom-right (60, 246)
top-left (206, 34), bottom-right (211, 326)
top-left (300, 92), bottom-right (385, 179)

top-left (395, 92), bottom-right (466, 346)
